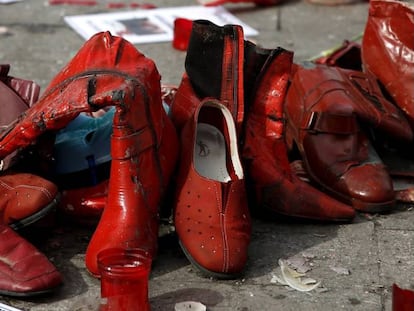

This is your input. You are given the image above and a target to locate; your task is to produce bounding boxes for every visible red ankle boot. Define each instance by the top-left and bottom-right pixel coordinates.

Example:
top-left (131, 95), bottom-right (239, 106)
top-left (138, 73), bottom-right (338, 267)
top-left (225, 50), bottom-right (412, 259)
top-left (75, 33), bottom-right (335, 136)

top-left (171, 20), bottom-right (245, 134)
top-left (362, 0), bottom-right (414, 130)
top-left (242, 48), bottom-right (356, 221)
top-left (85, 78), bottom-right (178, 276)
top-left (0, 32), bottom-right (179, 277)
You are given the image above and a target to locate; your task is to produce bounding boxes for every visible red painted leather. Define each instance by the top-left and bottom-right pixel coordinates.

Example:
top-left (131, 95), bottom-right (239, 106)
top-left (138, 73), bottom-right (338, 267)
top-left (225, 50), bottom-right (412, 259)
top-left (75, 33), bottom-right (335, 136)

top-left (362, 0), bottom-right (414, 130)
top-left (242, 48), bottom-right (356, 221)
top-left (0, 224), bottom-right (62, 296)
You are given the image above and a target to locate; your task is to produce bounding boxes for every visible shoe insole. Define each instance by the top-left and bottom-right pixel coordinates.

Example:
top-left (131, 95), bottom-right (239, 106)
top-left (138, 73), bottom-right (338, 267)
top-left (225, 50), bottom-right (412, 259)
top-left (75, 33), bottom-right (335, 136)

top-left (194, 123), bottom-right (231, 182)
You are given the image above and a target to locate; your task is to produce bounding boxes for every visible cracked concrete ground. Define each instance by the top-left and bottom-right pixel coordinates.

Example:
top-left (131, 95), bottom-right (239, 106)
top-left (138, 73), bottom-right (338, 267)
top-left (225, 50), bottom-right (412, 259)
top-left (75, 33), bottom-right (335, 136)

top-left (1, 0), bottom-right (414, 310)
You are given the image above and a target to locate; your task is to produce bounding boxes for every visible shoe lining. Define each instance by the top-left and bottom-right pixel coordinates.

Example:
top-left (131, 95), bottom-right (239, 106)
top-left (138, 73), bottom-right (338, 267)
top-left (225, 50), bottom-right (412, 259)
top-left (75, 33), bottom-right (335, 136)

top-left (194, 123), bottom-right (231, 182)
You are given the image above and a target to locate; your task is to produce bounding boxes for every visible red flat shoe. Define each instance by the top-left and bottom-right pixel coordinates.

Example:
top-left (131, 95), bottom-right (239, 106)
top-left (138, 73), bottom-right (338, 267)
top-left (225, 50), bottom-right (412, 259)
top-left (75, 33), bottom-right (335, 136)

top-left (0, 172), bottom-right (59, 230)
top-left (242, 47), bottom-right (356, 221)
top-left (174, 100), bottom-right (251, 279)
top-left (361, 0), bottom-right (414, 130)
top-left (0, 224), bottom-right (62, 297)
top-left (284, 63), bottom-right (412, 212)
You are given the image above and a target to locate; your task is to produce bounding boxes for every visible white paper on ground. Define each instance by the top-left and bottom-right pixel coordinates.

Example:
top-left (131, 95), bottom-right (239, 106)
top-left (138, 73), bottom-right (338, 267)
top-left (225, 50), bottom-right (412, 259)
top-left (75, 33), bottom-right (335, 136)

top-left (64, 5), bottom-right (259, 43)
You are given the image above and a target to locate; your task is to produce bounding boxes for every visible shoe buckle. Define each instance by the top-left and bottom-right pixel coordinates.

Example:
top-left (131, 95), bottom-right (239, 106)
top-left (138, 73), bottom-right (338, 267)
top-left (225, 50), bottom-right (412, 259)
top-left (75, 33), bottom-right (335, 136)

top-left (306, 111), bottom-right (318, 133)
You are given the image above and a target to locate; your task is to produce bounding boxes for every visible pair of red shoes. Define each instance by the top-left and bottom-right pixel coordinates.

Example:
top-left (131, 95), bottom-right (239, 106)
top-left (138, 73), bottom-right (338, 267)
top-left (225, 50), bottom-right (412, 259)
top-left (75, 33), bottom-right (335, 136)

top-left (0, 66), bottom-right (62, 297)
top-left (292, 0), bottom-right (414, 212)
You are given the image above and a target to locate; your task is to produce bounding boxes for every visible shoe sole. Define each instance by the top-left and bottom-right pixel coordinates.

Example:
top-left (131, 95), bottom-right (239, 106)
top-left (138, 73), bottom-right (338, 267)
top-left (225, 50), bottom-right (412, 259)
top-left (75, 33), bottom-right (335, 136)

top-left (9, 193), bottom-right (61, 231)
top-left (0, 283), bottom-right (62, 298)
top-left (178, 240), bottom-right (243, 280)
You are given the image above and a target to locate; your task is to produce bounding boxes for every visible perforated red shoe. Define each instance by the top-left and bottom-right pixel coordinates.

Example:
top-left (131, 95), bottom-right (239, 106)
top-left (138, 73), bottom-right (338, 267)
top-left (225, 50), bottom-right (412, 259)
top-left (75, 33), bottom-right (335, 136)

top-left (0, 172), bottom-right (59, 230)
top-left (174, 100), bottom-right (251, 278)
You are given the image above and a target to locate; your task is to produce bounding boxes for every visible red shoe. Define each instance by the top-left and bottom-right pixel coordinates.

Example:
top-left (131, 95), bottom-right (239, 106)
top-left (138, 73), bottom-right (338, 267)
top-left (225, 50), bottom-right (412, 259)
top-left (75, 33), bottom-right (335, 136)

top-left (242, 47), bottom-right (356, 221)
top-left (58, 179), bottom-right (108, 226)
top-left (0, 224), bottom-right (62, 297)
top-left (0, 32), bottom-right (179, 277)
top-left (284, 63), bottom-right (412, 212)
top-left (393, 284), bottom-right (414, 311)
top-left (362, 0), bottom-right (414, 130)
top-left (174, 100), bottom-right (251, 278)
top-left (0, 172), bottom-right (59, 230)
top-left (171, 20), bottom-right (245, 134)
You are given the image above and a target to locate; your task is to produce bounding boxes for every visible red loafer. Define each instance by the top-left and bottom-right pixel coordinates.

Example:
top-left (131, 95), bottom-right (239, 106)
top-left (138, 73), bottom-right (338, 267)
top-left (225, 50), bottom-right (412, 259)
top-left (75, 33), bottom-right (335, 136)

top-left (174, 100), bottom-right (251, 279)
top-left (284, 63), bottom-right (411, 212)
top-left (0, 224), bottom-right (62, 297)
top-left (362, 0), bottom-right (414, 130)
top-left (242, 47), bottom-right (356, 221)
top-left (0, 172), bottom-right (59, 230)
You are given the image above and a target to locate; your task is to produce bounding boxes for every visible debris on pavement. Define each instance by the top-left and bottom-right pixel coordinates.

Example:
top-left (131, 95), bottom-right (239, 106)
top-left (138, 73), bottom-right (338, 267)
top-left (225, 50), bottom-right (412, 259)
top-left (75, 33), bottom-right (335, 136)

top-left (271, 259), bottom-right (321, 292)
top-left (174, 301), bottom-right (207, 311)
top-left (329, 266), bottom-right (351, 275)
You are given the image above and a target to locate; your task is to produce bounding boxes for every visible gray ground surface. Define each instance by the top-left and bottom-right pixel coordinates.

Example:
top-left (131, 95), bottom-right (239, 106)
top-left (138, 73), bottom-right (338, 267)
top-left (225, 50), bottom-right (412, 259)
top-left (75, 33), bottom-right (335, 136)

top-left (1, 0), bottom-right (414, 310)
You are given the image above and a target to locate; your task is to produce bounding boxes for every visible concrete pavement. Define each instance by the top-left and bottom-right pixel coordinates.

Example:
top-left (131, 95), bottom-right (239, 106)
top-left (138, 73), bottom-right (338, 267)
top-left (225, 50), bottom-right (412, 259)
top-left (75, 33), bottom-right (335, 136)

top-left (1, 0), bottom-right (414, 310)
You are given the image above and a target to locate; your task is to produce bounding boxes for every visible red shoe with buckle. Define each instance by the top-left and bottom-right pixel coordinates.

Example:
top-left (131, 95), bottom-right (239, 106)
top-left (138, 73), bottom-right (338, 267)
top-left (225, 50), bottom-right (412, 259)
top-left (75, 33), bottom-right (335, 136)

top-left (0, 224), bottom-right (62, 297)
top-left (174, 99), bottom-right (251, 278)
top-left (171, 20), bottom-right (245, 135)
top-left (242, 47), bottom-right (356, 221)
top-left (0, 172), bottom-right (59, 230)
top-left (284, 63), bottom-right (412, 212)
top-left (0, 32), bottom-right (179, 277)
top-left (362, 0), bottom-right (414, 130)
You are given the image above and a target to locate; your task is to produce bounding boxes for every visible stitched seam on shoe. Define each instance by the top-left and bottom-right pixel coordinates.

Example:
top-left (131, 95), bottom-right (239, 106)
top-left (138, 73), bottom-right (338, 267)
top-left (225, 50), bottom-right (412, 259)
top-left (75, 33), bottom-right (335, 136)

top-left (14, 185), bottom-right (53, 200)
top-left (217, 184), bottom-right (229, 273)
top-left (0, 180), bottom-right (13, 190)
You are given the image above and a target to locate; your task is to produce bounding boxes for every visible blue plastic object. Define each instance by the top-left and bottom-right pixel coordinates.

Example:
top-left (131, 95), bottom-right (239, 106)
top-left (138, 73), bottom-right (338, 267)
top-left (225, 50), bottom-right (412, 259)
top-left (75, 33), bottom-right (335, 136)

top-left (53, 108), bottom-right (115, 175)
